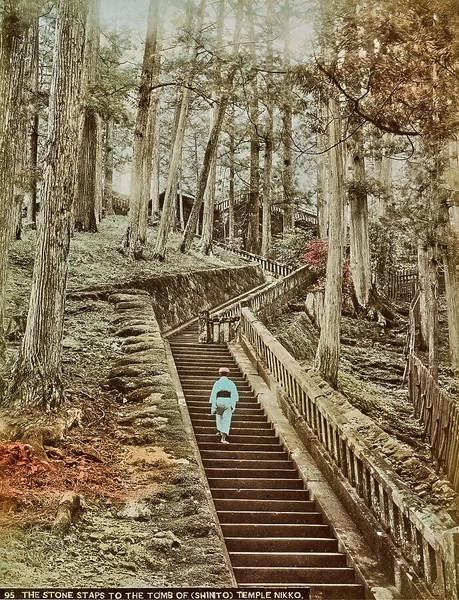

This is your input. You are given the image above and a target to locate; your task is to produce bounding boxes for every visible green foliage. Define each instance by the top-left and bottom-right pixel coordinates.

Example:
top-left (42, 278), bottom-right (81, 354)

top-left (269, 228), bottom-right (314, 268)
top-left (96, 28), bottom-right (139, 124)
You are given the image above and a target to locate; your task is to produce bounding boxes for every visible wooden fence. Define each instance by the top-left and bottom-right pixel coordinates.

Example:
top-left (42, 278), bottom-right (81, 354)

top-left (409, 355), bottom-right (459, 491)
top-left (239, 306), bottom-right (459, 600)
top-left (215, 242), bottom-right (293, 277)
top-left (387, 269), bottom-right (418, 300)
top-left (199, 265), bottom-right (313, 343)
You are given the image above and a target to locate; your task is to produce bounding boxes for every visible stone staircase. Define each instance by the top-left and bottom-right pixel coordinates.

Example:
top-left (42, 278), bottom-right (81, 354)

top-left (169, 323), bottom-right (366, 599)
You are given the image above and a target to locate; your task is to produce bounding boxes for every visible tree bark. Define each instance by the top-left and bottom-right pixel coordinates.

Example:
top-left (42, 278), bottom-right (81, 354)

top-left (443, 140), bottom-right (459, 376)
top-left (7, 0), bottom-right (88, 412)
top-left (245, 3), bottom-right (260, 254)
top-left (0, 1), bottom-right (34, 362)
top-left (228, 101), bottom-right (236, 242)
top-left (347, 126), bottom-right (371, 308)
top-left (261, 0), bottom-right (274, 257)
top-left (316, 92), bottom-right (330, 239)
top-left (124, 0), bottom-right (161, 258)
top-left (103, 117), bottom-right (114, 215)
top-left (281, 0), bottom-right (294, 232)
top-left (74, 0), bottom-right (101, 233)
top-left (315, 97), bottom-right (344, 389)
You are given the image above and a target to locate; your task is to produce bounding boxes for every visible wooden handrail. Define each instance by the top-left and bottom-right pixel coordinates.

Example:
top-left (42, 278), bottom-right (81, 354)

top-left (239, 306), bottom-right (459, 600)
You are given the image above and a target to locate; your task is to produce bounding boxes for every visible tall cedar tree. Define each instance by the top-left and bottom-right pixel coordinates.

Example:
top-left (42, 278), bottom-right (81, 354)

top-left (7, 0), bottom-right (88, 411)
top-left (153, 0), bottom-right (206, 261)
top-left (179, 0), bottom-right (244, 254)
top-left (74, 0), bottom-right (102, 232)
top-left (124, 0), bottom-right (160, 258)
top-left (0, 1), bottom-right (37, 363)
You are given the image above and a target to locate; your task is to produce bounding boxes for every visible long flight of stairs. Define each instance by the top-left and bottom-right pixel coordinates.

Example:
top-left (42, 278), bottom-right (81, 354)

top-left (169, 323), bottom-right (365, 599)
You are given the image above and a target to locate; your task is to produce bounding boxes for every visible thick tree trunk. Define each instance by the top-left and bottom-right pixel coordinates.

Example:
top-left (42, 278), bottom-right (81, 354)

top-left (153, 0), bottom-right (206, 260)
top-left (7, 0), bottom-right (88, 412)
top-left (315, 97), bottom-right (344, 389)
top-left (347, 127), bottom-right (371, 308)
top-left (74, 0), bottom-right (101, 233)
top-left (125, 0), bottom-right (160, 258)
top-left (75, 110), bottom-right (101, 232)
top-left (25, 19), bottom-right (39, 228)
top-left (0, 3), bottom-right (33, 361)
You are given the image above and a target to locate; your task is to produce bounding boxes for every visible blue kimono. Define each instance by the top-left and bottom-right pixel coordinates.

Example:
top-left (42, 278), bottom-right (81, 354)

top-left (210, 376), bottom-right (239, 435)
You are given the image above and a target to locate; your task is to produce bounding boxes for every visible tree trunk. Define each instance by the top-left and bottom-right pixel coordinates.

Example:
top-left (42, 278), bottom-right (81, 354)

top-left (74, 0), bottom-right (101, 233)
top-left (103, 117), bottom-right (114, 215)
top-left (75, 110), bottom-right (101, 231)
top-left (315, 97), bottom-right (344, 389)
top-left (0, 2), bottom-right (34, 362)
top-left (281, 0), bottom-right (294, 232)
top-left (443, 140), bottom-right (459, 376)
top-left (153, 0), bottom-right (206, 260)
top-left (316, 92), bottom-right (329, 239)
top-left (180, 94), bottom-right (230, 253)
top-left (200, 0), bottom-right (225, 256)
top-left (372, 135), bottom-right (393, 285)
top-left (124, 0), bottom-right (160, 258)
top-left (245, 4), bottom-right (260, 254)
top-left (7, 0), bottom-right (88, 412)
top-left (261, 0), bottom-right (274, 257)
top-left (417, 240), bottom-right (429, 350)
top-left (228, 101), bottom-right (236, 242)
top-left (22, 16), bottom-right (39, 231)
top-left (443, 236), bottom-right (459, 377)
top-left (180, 0), bottom-right (244, 254)
top-left (347, 126), bottom-right (371, 308)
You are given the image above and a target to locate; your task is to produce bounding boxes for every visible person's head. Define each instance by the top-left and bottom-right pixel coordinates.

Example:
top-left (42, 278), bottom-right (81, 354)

top-left (219, 366), bottom-right (230, 376)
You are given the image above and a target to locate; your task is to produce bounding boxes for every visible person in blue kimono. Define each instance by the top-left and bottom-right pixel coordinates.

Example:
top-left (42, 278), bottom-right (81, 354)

top-left (210, 366), bottom-right (238, 443)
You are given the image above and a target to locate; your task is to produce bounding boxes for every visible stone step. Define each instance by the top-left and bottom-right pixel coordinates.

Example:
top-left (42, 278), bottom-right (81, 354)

top-left (225, 536), bottom-right (339, 553)
top-left (211, 488), bottom-right (310, 501)
top-left (233, 566), bottom-right (356, 584)
top-left (209, 477), bottom-right (305, 490)
top-left (230, 551), bottom-right (347, 568)
top-left (202, 459), bottom-right (293, 470)
top-left (217, 511), bottom-right (323, 525)
top-left (221, 523), bottom-right (330, 539)
top-left (213, 499), bottom-right (315, 512)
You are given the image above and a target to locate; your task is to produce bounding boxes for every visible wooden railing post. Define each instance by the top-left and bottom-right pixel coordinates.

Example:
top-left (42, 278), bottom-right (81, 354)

top-left (198, 310), bottom-right (210, 343)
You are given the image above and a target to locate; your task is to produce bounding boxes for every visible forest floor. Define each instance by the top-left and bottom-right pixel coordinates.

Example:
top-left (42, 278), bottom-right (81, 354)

top-left (0, 214), bottom-right (457, 590)
top-left (0, 215), bottom-right (244, 589)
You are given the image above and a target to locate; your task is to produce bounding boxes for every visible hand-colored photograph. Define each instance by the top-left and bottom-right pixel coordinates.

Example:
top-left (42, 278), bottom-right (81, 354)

top-left (0, 1), bottom-right (458, 599)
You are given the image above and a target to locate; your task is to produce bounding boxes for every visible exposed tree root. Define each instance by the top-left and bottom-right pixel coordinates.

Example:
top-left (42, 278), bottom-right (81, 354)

top-left (351, 284), bottom-right (402, 328)
top-left (13, 408), bottom-right (83, 463)
top-left (52, 491), bottom-right (85, 536)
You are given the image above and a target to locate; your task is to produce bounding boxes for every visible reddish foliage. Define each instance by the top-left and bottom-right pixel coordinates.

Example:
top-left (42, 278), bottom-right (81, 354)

top-left (302, 239), bottom-right (352, 298)
top-left (0, 442), bottom-right (126, 521)
top-left (302, 239), bottom-right (329, 275)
